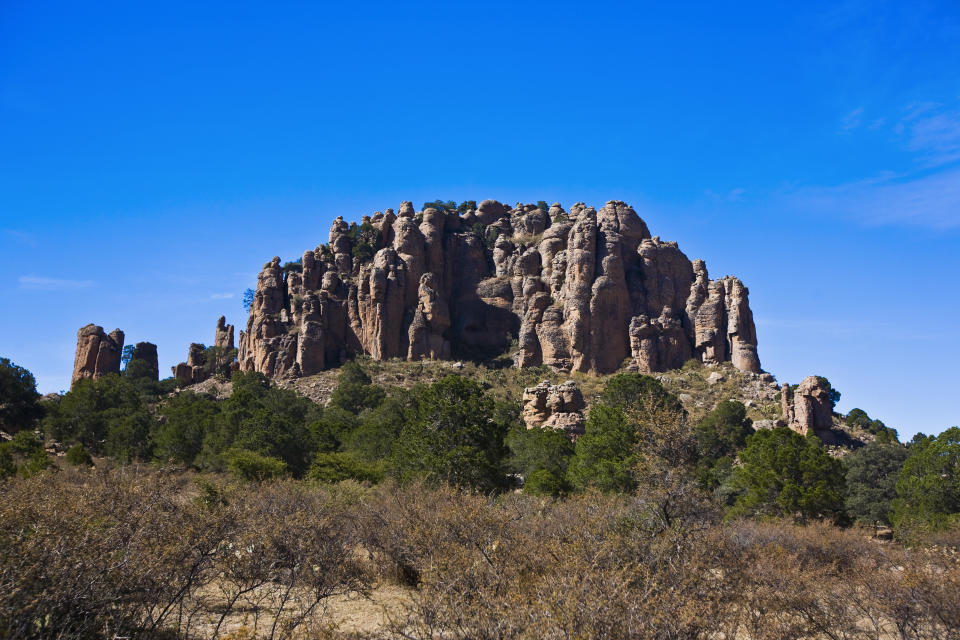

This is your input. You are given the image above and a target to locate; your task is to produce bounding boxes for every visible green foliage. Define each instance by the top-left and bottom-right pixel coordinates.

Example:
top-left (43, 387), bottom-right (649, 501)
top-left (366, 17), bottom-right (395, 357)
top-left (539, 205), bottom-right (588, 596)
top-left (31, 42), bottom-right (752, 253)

top-left (457, 200), bottom-right (477, 213)
top-left (65, 443), bottom-right (93, 467)
top-left (599, 373), bottom-right (683, 416)
top-left (225, 448), bottom-right (287, 481)
top-left (198, 345), bottom-right (238, 380)
top-left (121, 344), bottom-right (136, 367)
top-left (122, 357), bottom-right (155, 381)
top-left (536, 200), bottom-right (549, 211)
top-left (43, 374), bottom-right (154, 458)
top-left (845, 408), bottom-right (898, 443)
top-left (349, 221), bottom-right (380, 261)
top-left (391, 375), bottom-right (509, 491)
top-left (342, 395), bottom-right (408, 461)
top-left (892, 426), bottom-right (960, 531)
top-left (0, 357), bottom-right (43, 433)
top-left (281, 257), bottom-right (303, 273)
top-left (8, 430), bottom-right (44, 456)
top-left (815, 375), bottom-right (841, 409)
top-left (423, 199), bottom-right (458, 213)
top-left (730, 428), bottom-right (846, 523)
top-left (201, 371), bottom-right (321, 476)
top-left (18, 448), bottom-right (54, 477)
top-left (308, 451), bottom-right (383, 484)
top-left (568, 373), bottom-right (690, 493)
top-left (695, 400), bottom-right (753, 492)
top-left (507, 426), bottom-right (575, 495)
top-left (0, 444), bottom-right (14, 479)
top-left (0, 431), bottom-right (51, 478)
top-left (153, 391), bottom-right (220, 465)
top-left (242, 288), bottom-right (255, 313)
top-left (471, 222), bottom-right (501, 251)
top-left (844, 441), bottom-right (908, 525)
top-left (329, 361), bottom-right (385, 414)
top-left (567, 404), bottom-right (636, 492)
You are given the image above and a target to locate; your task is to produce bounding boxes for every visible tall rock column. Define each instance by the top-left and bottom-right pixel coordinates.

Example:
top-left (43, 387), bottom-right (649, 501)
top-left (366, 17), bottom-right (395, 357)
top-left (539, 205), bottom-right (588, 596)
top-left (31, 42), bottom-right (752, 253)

top-left (215, 316), bottom-right (235, 349)
top-left (71, 324), bottom-right (124, 386)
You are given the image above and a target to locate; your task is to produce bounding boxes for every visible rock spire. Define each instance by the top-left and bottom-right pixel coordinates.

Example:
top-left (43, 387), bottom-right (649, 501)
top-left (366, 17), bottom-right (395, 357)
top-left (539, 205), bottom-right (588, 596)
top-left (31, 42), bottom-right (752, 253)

top-left (71, 324), bottom-right (124, 386)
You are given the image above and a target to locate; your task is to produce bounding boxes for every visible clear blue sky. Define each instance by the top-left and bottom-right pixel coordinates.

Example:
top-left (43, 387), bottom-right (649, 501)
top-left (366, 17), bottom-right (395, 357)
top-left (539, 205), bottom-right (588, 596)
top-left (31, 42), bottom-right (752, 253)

top-left (1, 1), bottom-right (958, 438)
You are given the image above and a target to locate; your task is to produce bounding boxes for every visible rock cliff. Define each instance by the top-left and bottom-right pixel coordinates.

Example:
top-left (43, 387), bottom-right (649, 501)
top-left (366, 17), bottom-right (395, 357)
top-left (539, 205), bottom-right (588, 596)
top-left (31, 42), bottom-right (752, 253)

top-left (237, 200), bottom-right (762, 378)
top-left (71, 324), bottom-right (124, 386)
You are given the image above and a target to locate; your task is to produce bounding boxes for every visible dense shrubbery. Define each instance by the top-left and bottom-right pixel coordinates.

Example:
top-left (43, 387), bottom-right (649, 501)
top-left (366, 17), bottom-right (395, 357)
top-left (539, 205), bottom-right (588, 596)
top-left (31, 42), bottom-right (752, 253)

top-left (845, 440), bottom-right (909, 525)
top-left (730, 427), bottom-right (847, 523)
top-left (5, 353), bottom-right (960, 539)
top-left (1, 469), bottom-right (959, 639)
top-left (0, 358), bottom-right (43, 433)
top-left (893, 427), bottom-right (960, 532)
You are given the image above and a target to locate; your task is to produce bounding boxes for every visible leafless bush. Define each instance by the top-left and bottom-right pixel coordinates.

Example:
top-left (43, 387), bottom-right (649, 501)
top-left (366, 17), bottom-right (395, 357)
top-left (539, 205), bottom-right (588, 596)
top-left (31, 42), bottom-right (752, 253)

top-left (0, 469), bottom-right (371, 639)
top-left (2, 470), bottom-right (958, 639)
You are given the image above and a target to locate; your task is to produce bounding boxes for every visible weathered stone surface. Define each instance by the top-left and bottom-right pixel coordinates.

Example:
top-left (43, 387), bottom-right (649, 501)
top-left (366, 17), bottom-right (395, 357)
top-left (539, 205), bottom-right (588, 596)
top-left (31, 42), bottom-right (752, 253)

top-left (174, 317), bottom-right (241, 385)
top-left (236, 199), bottom-right (763, 379)
top-left (129, 342), bottom-right (159, 381)
top-left (215, 316), bottom-right (235, 349)
top-left (71, 324), bottom-right (124, 386)
top-left (522, 380), bottom-right (586, 437)
top-left (782, 376), bottom-right (834, 436)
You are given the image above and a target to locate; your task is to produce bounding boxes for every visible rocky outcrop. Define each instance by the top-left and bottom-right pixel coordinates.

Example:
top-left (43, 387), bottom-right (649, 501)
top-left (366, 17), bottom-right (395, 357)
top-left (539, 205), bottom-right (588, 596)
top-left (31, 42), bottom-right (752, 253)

top-left (129, 342), bottom-right (159, 381)
top-left (522, 380), bottom-right (586, 437)
top-left (237, 200), bottom-right (762, 379)
top-left (71, 324), bottom-right (124, 386)
top-left (215, 316), bottom-right (235, 349)
top-left (782, 376), bottom-right (834, 436)
top-left (172, 318), bottom-right (239, 385)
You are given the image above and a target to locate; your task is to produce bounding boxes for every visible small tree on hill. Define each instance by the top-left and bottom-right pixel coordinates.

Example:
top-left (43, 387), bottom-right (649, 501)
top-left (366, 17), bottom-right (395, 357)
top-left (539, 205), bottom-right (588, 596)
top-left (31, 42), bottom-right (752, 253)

top-left (0, 358), bottom-right (43, 433)
top-left (892, 426), bottom-right (960, 531)
top-left (844, 441), bottom-right (908, 525)
top-left (730, 427), bottom-right (846, 523)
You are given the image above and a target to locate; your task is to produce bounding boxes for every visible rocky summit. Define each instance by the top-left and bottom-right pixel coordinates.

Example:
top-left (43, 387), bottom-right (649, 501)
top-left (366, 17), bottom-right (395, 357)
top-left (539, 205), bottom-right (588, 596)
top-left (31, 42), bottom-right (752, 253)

top-left (237, 200), bottom-right (761, 378)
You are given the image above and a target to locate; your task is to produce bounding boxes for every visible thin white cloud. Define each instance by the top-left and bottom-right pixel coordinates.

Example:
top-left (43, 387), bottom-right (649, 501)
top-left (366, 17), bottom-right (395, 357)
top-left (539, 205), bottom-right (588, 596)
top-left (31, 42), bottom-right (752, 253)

top-left (18, 276), bottom-right (96, 291)
top-left (210, 292), bottom-right (235, 299)
top-left (3, 229), bottom-right (37, 247)
top-left (840, 106), bottom-right (864, 131)
top-left (788, 166), bottom-right (960, 229)
top-left (906, 110), bottom-right (960, 166)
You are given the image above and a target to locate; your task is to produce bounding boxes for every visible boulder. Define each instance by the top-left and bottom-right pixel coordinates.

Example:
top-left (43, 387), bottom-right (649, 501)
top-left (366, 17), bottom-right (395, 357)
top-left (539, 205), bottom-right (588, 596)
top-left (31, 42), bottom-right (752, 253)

top-left (782, 376), bottom-right (834, 436)
top-left (522, 380), bottom-right (586, 438)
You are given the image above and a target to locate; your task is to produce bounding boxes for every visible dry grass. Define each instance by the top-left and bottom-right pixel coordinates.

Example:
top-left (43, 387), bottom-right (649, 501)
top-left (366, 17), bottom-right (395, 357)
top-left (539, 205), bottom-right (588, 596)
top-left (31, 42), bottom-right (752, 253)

top-left (2, 468), bottom-right (959, 639)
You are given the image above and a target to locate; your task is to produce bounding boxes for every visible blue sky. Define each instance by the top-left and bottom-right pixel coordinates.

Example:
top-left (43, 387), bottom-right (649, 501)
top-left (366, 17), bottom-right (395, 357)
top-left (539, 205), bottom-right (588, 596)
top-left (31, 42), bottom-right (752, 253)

top-left (1, 0), bottom-right (958, 438)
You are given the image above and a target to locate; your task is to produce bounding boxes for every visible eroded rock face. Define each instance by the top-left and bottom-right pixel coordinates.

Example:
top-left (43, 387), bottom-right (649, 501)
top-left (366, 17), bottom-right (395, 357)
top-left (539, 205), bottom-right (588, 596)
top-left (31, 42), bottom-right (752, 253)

top-left (522, 380), bottom-right (586, 437)
top-left (129, 342), bottom-right (159, 381)
top-left (71, 324), bottom-right (124, 386)
top-left (237, 200), bottom-right (762, 378)
top-left (215, 316), bottom-right (235, 349)
top-left (173, 317), bottom-right (239, 385)
top-left (782, 376), bottom-right (834, 436)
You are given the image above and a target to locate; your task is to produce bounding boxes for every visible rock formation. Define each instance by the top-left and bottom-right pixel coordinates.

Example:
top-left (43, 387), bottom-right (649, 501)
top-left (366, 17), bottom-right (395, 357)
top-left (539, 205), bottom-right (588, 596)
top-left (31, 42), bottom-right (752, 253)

top-left (522, 380), bottom-right (587, 437)
top-left (215, 316), bottom-right (235, 349)
top-left (172, 318), bottom-right (238, 385)
top-left (237, 200), bottom-right (762, 379)
top-left (128, 342), bottom-right (159, 381)
top-left (71, 324), bottom-right (124, 386)
top-left (781, 376), bottom-right (834, 436)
